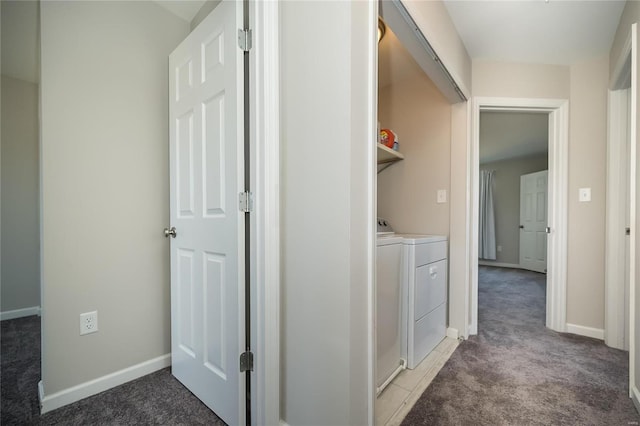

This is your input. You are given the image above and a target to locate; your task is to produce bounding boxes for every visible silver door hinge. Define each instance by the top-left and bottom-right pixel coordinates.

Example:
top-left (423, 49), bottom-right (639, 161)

top-left (240, 351), bottom-right (254, 372)
top-left (239, 191), bottom-right (254, 213)
top-left (238, 29), bottom-right (252, 52)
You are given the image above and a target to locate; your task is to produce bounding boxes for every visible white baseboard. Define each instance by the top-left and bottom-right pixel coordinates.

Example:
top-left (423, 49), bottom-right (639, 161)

top-left (1, 306), bottom-right (41, 321)
top-left (478, 261), bottom-right (521, 269)
top-left (632, 384), bottom-right (640, 414)
top-left (39, 353), bottom-right (171, 414)
top-left (565, 323), bottom-right (604, 340)
top-left (446, 327), bottom-right (459, 339)
top-left (280, 421), bottom-right (291, 426)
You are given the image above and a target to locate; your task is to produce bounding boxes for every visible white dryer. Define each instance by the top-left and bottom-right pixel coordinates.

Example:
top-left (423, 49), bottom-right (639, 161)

top-left (397, 234), bottom-right (448, 369)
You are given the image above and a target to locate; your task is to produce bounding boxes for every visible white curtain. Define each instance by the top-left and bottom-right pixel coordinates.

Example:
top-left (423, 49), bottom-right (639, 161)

top-left (479, 170), bottom-right (497, 260)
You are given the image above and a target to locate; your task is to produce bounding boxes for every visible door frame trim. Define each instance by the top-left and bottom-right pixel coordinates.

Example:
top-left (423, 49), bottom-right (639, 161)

top-left (605, 88), bottom-right (631, 350)
top-left (606, 23), bottom-right (635, 356)
top-left (470, 97), bottom-right (569, 334)
top-left (249, 1), bottom-right (280, 425)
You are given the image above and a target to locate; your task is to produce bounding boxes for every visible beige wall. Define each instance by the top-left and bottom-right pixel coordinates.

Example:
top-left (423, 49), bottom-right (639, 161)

top-left (393, 0), bottom-right (471, 338)
top-left (378, 71), bottom-right (451, 236)
top-left (472, 58), bottom-right (608, 331)
top-left (40, 1), bottom-right (188, 395)
top-left (566, 57), bottom-right (609, 330)
top-left (473, 60), bottom-right (570, 99)
top-left (403, 0), bottom-right (472, 95)
top-left (480, 155), bottom-right (548, 265)
top-left (280, 1), bottom-right (373, 424)
top-left (1, 75), bottom-right (40, 313)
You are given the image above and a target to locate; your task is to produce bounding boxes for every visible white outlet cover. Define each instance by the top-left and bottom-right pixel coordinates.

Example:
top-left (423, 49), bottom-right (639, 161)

top-left (80, 311), bottom-right (98, 335)
top-left (579, 188), bottom-right (591, 202)
top-left (437, 189), bottom-right (447, 204)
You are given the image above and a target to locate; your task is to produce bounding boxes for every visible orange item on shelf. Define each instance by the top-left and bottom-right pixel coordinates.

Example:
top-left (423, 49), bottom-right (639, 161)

top-left (380, 129), bottom-right (395, 149)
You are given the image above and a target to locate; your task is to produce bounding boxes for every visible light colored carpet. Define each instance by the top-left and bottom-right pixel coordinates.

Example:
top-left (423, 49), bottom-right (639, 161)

top-left (402, 266), bottom-right (640, 425)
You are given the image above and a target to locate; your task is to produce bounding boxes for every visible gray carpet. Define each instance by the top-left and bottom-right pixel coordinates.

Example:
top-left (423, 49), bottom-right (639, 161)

top-left (402, 266), bottom-right (640, 425)
top-left (1, 315), bottom-right (225, 425)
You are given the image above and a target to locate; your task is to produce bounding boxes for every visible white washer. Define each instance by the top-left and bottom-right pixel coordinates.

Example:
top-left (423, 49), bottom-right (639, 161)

top-left (395, 234), bottom-right (448, 369)
top-left (376, 234), bottom-right (404, 391)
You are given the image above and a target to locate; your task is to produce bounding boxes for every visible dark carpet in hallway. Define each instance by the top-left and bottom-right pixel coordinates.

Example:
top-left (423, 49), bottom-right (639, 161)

top-left (1, 315), bottom-right (225, 425)
top-left (402, 266), bottom-right (640, 425)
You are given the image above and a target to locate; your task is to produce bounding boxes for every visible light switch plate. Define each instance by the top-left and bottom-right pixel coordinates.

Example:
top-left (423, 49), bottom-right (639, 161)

top-left (437, 189), bottom-right (447, 204)
top-left (579, 188), bottom-right (591, 202)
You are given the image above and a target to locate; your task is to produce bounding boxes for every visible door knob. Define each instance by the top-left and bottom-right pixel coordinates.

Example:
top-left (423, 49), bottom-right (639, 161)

top-left (519, 225), bottom-right (524, 229)
top-left (164, 227), bottom-right (177, 238)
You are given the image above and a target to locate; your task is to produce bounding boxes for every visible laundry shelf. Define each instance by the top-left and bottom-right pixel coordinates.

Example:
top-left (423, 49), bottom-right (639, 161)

top-left (377, 143), bottom-right (404, 173)
top-left (377, 143), bottom-right (404, 164)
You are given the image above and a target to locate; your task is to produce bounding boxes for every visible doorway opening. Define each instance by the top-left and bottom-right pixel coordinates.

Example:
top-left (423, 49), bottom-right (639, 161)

top-left (470, 98), bottom-right (569, 336)
top-left (477, 111), bottom-right (549, 328)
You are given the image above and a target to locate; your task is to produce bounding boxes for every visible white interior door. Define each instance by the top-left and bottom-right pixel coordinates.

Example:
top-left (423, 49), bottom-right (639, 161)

top-left (168, 1), bottom-right (245, 424)
top-left (520, 170), bottom-right (548, 273)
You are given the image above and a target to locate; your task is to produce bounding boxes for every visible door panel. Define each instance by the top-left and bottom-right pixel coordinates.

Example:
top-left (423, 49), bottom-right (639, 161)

top-left (520, 170), bottom-right (548, 273)
top-left (169, 1), bottom-right (244, 424)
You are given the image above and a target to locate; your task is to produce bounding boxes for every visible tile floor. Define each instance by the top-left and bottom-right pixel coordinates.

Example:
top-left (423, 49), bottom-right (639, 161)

top-left (375, 337), bottom-right (459, 426)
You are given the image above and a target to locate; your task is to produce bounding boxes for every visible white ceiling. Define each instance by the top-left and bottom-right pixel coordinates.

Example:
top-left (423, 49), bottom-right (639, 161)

top-left (1, 0), bottom-right (39, 83)
top-left (443, 0), bottom-right (625, 65)
top-left (480, 111), bottom-right (548, 164)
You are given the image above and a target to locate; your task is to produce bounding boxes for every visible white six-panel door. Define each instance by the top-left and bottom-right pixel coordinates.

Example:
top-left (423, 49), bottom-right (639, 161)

top-left (520, 170), bottom-right (548, 273)
top-left (168, 1), bottom-right (245, 424)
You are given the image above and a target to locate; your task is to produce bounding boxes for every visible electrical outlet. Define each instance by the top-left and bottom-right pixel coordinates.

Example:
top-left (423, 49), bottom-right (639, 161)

top-left (497, 245), bottom-right (502, 252)
top-left (80, 311), bottom-right (98, 335)
top-left (579, 188), bottom-right (591, 202)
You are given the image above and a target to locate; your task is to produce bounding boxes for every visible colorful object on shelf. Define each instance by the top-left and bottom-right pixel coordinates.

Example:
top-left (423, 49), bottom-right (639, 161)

top-left (380, 128), bottom-right (396, 149)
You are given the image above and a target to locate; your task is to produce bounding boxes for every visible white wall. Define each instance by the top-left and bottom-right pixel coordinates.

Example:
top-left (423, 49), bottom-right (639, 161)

top-left (472, 58), bottom-right (608, 331)
top-left (479, 155), bottom-right (548, 265)
top-left (40, 1), bottom-right (188, 396)
top-left (1, 75), bottom-right (40, 313)
top-left (279, 1), bottom-right (374, 424)
top-left (378, 71), bottom-right (451, 236)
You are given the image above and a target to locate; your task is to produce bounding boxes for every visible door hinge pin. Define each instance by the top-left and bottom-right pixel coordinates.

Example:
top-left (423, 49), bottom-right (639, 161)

top-left (240, 351), bottom-right (254, 372)
top-left (239, 191), bottom-right (254, 213)
top-left (238, 29), bottom-right (252, 52)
